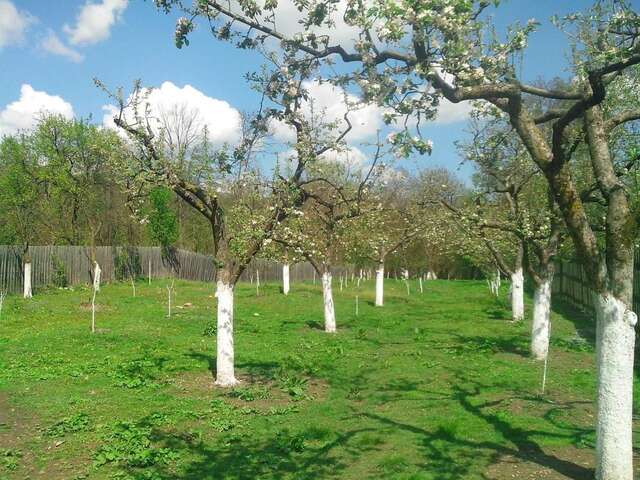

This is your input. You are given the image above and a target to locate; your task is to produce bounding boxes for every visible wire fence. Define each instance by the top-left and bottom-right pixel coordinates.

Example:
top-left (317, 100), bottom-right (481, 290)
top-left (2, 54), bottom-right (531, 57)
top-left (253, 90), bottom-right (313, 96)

top-left (553, 251), bottom-right (640, 315)
top-left (0, 245), bottom-right (359, 294)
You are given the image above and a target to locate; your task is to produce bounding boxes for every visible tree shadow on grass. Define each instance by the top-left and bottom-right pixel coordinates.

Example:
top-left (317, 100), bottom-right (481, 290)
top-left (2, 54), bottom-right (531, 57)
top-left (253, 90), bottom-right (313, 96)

top-left (185, 351), bottom-right (282, 384)
top-left (304, 320), bottom-right (324, 331)
top-left (123, 424), bottom-right (380, 480)
top-left (362, 379), bottom-right (593, 480)
top-left (550, 297), bottom-right (596, 344)
top-left (549, 295), bottom-right (640, 397)
top-left (483, 306), bottom-right (511, 321)
top-left (427, 334), bottom-right (529, 358)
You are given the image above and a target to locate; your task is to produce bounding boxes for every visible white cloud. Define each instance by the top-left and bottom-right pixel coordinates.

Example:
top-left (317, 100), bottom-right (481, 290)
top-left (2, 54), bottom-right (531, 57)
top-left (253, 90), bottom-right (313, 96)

top-left (224, 1), bottom-right (358, 48)
top-left (64, 0), bottom-right (127, 46)
top-left (279, 146), bottom-right (367, 170)
top-left (0, 0), bottom-right (34, 49)
top-left (430, 67), bottom-right (472, 124)
top-left (0, 84), bottom-right (74, 136)
top-left (41, 30), bottom-right (84, 62)
top-left (102, 81), bottom-right (242, 145)
top-left (263, 0), bottom-right (359, 47)
top-left (271, 80), bottom-right (384, 144)
top-left (320, 146), bottom-right (367, 168)
top-left (433, 98), bottom-right (472, 124)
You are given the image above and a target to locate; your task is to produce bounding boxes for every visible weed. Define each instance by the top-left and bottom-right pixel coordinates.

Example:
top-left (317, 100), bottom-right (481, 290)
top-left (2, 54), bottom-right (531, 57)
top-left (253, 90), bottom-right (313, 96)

top-left (275, 369), bottom-right (309, 400)
top-left (274, 429), bottom-right (306, 452)
top-left (0, 449), bottom-right (21, 471)
top-left (94, 421), bottom-right (179, 469)
top-left (45, 413), bottom-right (91, 437)
top-left (552, 335), bottom-right (593, 352)
top-left (208, 399), bottom-right (244, 432)
top-left (202, 323), bottom-right (217, 337)
top-left (110, 358), bottom-right (165, 389)
top-left (228, 385), bottom-right (270, 401)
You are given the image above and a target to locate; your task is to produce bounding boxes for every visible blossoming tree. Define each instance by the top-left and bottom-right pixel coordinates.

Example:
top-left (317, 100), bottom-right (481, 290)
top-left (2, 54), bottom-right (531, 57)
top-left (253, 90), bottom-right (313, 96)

top-left (155, 1), bottom-right (640, 474)
top-left (99, 64), bottom-right (354, 386)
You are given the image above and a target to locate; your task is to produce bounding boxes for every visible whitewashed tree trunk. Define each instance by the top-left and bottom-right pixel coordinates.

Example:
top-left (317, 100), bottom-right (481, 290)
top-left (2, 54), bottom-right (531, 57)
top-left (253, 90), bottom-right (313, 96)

top-left (594, 293), bottom-right (636, 480)
top-left (93, 262), bottom-right (101, 292)
top-left (531, 277), bottom-right (552, 361)
top-left (321, 271), bottom-right (336, 333)
top-left (0, 290), bottom-right (5, 319)
top-left (215, 281), bottom-right (238, 387)
top-left (23, 262), bottom-right (32, 299)
top-left (282, 264), bottom-right (290, 295)
top-left (510, 267), bottom-right (524, 321)
top-left (375, 262), bottom-right (384, 307)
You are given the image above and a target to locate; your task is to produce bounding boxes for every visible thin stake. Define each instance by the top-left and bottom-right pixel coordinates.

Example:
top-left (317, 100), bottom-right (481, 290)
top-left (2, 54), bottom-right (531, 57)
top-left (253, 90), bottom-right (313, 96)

top-left (355, 295), bottom-right (359, 316)
top-left (405, 280), bottom-right (410, 296)
top-left (148, 258), bottom-right (151, 285)
top-left (419, 277), bottom-right (423, 293)
top-left (91, 287), bottom-right (97, 333)
top-left (166, 279), bottom-right (174, 318)
top-left (541, 321), bottom-right (552, 394)
top-left (131, 276), bottom-right (136, 297)
top-left (256, 269), bottom-right (260, 296)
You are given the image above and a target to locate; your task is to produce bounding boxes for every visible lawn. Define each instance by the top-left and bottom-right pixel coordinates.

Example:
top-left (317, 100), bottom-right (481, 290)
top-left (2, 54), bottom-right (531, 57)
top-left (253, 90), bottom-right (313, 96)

top-left (0, 278), bottom-right (638, 479)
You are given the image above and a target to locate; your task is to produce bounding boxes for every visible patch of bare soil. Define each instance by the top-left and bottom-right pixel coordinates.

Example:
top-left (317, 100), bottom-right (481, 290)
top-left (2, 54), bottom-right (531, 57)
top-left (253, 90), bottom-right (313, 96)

top-left (78, 302), bottom-right (109, 312)
top-left (484, 446), bottom-right (594, 480)
top-left (0, 392), bottom-right (35, 463)
top-left (0, 392), bottom-right (89, 479)
top-left (169, 370), bottom-right (216, 395)
top-left (169, 370), bottom-right (328, 409)
top-left (481, 391), bottom-right (640, 479)
top-left (485, 447), bottom-right (640, 480)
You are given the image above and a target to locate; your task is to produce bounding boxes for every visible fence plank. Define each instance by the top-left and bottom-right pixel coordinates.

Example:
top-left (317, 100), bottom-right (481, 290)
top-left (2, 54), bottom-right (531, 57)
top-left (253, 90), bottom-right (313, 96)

top-left (0, 245), bottom-right (337, 294)
top-left (553, 256), bottom-right (639, 317)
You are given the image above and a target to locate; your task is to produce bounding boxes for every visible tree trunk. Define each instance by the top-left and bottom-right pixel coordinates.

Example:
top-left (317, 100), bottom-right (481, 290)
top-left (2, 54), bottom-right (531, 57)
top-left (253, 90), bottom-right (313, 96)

top-left (594, 292), bottom-right (636, 480)
top-left (510, 267), bottom-right (524, 321)
top-left (531, 275), bottom-right (552, 361)
top-left (321, 269), bottom-right (336, 333)
top-left (282, 263), bottom-right (290, 295)
top-left (93, 262), bottom-right (101, 292)
top-left (375, 261), bottom-right (384, 307)
top-left (23, 262), bottom-right (32, 299)
top-left (215, 280), bottom-right (238, 387)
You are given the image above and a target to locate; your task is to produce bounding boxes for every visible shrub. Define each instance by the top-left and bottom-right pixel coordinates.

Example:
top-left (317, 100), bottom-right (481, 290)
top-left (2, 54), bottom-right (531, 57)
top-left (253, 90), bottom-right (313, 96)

top-left (114, 248), bottom-right (142, 281)
top-left (51, 255), bottom-right (68, 288)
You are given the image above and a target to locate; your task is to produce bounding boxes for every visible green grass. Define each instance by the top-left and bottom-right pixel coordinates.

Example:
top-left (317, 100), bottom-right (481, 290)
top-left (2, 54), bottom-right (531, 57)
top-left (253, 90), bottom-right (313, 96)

top-left (0, 278), bottom-right (637, 479)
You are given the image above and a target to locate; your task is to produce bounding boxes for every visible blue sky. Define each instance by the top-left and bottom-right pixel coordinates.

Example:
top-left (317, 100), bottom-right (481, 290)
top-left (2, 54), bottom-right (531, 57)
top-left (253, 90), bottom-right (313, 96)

top-left (0, 0), bottom-right (625, 181)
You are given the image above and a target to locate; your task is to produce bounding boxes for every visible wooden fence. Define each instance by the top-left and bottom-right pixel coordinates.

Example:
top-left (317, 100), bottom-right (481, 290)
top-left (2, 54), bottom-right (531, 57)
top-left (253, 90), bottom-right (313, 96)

top-left (0, 245), bottom-right (356, 294)
top-left (553, 250), bottom-right (640, 315)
